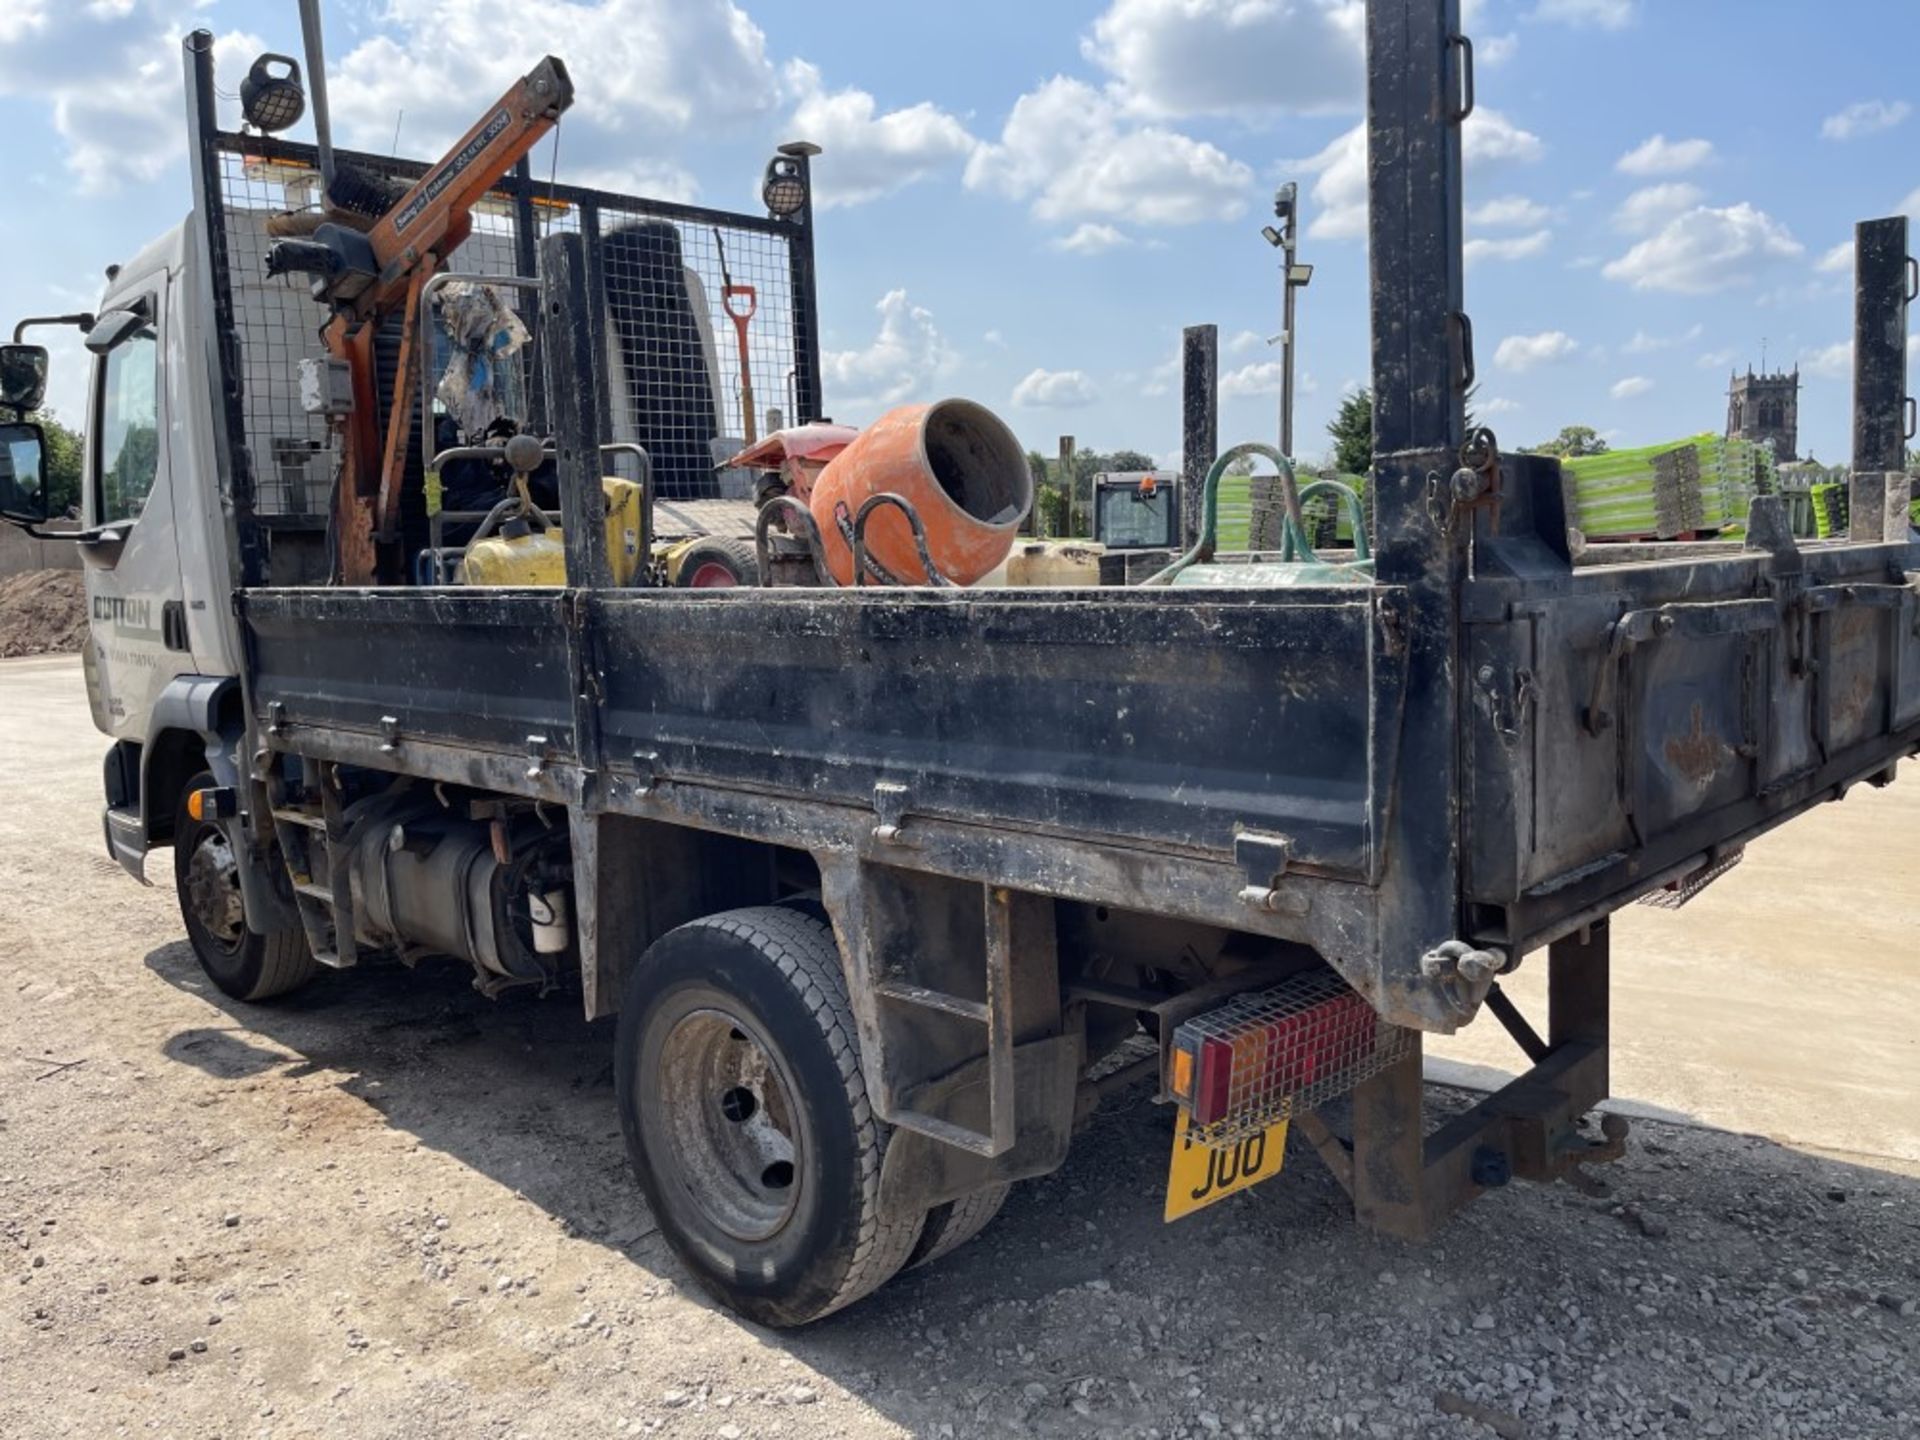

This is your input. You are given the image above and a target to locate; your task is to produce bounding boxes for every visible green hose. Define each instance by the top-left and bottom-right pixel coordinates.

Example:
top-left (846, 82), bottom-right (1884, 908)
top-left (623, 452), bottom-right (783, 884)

top-left (1141, 442), bottom-right (1316, 585)
top-left (1287, 478), bottom-right (1370, 562)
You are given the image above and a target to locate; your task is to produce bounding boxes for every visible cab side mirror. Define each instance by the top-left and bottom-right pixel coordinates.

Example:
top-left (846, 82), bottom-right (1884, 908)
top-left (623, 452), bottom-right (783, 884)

top-left (0, 421), bottom-right (48, 522)
top-left (0, 344), bottom-right (48, 413)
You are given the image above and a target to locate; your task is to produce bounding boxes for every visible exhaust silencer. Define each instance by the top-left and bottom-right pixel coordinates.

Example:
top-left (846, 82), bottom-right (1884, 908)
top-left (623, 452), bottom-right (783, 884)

top-left (808, 399), bottom-right (1032, 586)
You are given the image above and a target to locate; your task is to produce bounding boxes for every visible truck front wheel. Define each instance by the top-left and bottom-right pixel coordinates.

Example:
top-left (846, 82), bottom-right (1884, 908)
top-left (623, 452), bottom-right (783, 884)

top-left (173, 771), bottom-right (317, 1002)
top-left (615, 906), bottom-right (921, 1326)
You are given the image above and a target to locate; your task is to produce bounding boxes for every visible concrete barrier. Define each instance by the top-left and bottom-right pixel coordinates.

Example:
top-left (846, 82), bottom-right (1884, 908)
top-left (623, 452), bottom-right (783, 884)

top-left (0, 522), bottom-right (83, 580)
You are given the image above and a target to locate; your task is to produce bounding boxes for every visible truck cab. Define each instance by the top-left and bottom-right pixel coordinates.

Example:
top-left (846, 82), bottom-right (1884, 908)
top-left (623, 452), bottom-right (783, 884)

top-left (38, 224), bottom-right (249, 881)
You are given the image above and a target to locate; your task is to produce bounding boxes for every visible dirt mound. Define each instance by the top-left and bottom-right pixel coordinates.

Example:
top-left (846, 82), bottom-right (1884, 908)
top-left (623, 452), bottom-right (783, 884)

top-left (0, 569), bottom-right (87, 658)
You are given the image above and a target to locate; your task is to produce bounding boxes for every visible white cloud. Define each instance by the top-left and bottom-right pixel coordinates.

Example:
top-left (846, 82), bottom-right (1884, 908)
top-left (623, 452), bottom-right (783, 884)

top-left (1816, 240), bottom-right (1854, 274)
top-left (1081, 0), bottom-right (1364, 119)
top-left (1296, 124), bottom-right (1369, 239)
top-left (823, 290), bottom-right (954, 411)
top-left (332, 0), bottom-right (779, 186)
top-left (1470, 195), bottom-right (1553, 228)
top-left (1217, 361), bottom-right (1314, 399)
top-left (1602, 203), bottom-right (1803, 293)
top-left (781, 60), bottom-right (975, 208)
top-left (1465, 229), bottom-right (1551, 265)
top-left (568, 160), bottom-right (701, 202)
top-left (1696, 348), bottom-right (1739, 369)
top-left (1469, 108), bottom-right (1550, 165)
top-left (1220, 361), bottom-right (1284, 398)
top-left (1610, 375), bottom-right (1654, 400)
top-left (0, 9), bottom-right (262, 192)
top-left (1495, 330), bottom-right (1579, 372)
top-left (1478, 396), bottom-right (1522, 417)
top-left (1821, 100), bottom-right (1910, 141)
top-left (1800, 341), bottom-right (1852, 380)
top-left (1481, 33), bottom-right (1519, 66)
top-left (1624, 324), bottom-right (1702, 354)
top-left (1616, 134), bottom-right (1715, 176)
top-left (1903, 187), bottom-right (1920, 221)
top-left (1612, 182), bottom-right (1704, 235)
top-left (1298, 108), bottom-right (1543, 240)
top-left (1051, 222), bottom-right (1131, 255)
top-left (1227, 329), bottom-right (1266, 355)
top-left (966, 76), bottom-right (1252, 225)
top-left (1534, 0), bottom-right (1636, 27)
top-left (1012, 367), bottom-right (1099, 409)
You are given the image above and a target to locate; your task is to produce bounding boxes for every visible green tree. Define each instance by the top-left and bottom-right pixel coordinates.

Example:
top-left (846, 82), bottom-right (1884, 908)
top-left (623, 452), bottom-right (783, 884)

top-left (29, 409), bottom-right (82, 518)
top-left (1033, 483), bottom-right (1071, 536)
top-left (1327, 388), bottom-right (1372, 476)
top-left (1531, 424), bottom-right (1609, 459)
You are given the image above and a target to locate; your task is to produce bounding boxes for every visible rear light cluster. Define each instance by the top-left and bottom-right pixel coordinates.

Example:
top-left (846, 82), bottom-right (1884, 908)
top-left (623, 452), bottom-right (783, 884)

top-left (1168, 969), bottom-right (1413, 1147)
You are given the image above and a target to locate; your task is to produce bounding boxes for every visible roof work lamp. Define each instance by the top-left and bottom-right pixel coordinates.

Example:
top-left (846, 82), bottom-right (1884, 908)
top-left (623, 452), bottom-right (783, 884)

top-left (240, 53), bottom-right (307, 134)
top-left (763, 142), bottom-right (822, 219)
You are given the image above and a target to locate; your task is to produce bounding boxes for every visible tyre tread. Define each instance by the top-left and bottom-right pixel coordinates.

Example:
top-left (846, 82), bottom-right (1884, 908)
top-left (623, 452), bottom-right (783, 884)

top-left (174, 770), bottom-right (317, 1003)
top-left (909, 1184), bottom-right (1010, 1270)
top-left (676, 536), bottom-right (761, 587)
top-left (246, 925), bottom-right (320, 1001)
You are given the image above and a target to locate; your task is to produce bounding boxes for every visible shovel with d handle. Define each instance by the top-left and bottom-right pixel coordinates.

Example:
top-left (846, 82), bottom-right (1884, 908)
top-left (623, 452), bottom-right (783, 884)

top-left (713, 229), bottom-right (758, 446)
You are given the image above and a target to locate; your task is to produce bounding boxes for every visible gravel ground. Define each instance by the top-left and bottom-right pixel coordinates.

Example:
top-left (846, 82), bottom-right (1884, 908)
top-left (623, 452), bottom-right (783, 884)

top-left (4, 654), bottom-right (1917, 1440)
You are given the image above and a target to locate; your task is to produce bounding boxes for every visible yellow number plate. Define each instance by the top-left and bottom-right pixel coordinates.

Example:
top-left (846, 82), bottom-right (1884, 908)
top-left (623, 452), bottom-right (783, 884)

top-left (1163, 1108), bottom-right (1288, 1222)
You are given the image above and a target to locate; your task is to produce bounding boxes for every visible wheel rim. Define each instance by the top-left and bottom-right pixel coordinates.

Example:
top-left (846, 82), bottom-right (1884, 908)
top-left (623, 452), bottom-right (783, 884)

top-left (657, 1007), bottom-right (803, 1242)
top-left (687, 560), bottom-right (739, 588)
top-left (185, 827), bottom-right (246, 950)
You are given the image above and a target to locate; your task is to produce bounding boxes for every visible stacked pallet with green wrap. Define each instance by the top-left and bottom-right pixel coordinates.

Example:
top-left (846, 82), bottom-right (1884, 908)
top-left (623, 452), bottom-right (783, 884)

top-left (1214, 469), bottom-right (1368, 550)
top-left (1810, 481), bottom-right (1849, 538)
top-left (1563, 434), bottom-right (1758, 540)
top-left (1716, 436), bottom-right (1775, 531)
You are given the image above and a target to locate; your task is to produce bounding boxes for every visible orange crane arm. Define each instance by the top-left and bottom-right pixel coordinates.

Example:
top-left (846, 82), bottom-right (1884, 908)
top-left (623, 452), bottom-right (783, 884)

top-left (284, 56), bottom-right (574, 582)
top-left (348, 56), bottom-right (572, 325)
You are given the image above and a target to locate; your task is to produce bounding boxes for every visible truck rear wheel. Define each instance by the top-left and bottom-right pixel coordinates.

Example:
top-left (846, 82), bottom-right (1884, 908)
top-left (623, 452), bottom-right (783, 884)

top-left (173, 771), bottom-right (317, 1002)
top-left (908, 1184), bottom-right (1010, 1270)
top-left (615, 906), bottom-right (921, 1326)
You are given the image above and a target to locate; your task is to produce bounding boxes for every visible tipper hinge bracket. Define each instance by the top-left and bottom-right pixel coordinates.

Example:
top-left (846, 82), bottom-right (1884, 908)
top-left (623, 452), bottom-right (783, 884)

top-left (1233, 830), bottom-right (1297, 912)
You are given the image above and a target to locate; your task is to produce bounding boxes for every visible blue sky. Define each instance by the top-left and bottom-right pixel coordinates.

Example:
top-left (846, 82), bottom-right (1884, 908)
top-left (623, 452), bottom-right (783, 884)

top-left (1, 0), bottom-right (1915, 467)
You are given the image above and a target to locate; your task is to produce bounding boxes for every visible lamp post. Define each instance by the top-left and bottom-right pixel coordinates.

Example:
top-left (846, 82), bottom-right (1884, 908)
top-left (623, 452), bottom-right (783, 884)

top-left (1262, 183), bottom-right (1313, 459)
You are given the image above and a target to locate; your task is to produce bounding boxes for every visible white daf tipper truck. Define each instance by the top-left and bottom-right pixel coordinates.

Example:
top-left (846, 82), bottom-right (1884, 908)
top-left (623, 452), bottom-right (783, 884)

top-left (2, 2), bottom-right (1915, 1330)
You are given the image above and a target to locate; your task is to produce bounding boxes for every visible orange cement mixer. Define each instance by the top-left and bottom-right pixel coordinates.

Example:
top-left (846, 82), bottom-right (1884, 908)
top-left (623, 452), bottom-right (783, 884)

top-left (807, 399), bottom-right (1032, 586)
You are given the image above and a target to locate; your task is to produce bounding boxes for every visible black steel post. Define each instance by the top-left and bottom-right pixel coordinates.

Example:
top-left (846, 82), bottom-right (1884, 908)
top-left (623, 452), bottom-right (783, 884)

top-left (543, 232), bottom-right (613, 591)
top-left (786, 150), bottom-right (826, 424)
top-left (1365, 0), bottom-right (1469, 1027)
top-left (1181, 324), bottom-right (1218, 546)
top-left (182, 30), bottom-right (266, 588)
top-left (1852, 216), bottom-right (1911, 477)
top-left (1368, 0), bottom-right (1468, 459)
top-left (510, 156), bottom-right (547, 434)
top-left (576, 199), bottom-right (614, 446)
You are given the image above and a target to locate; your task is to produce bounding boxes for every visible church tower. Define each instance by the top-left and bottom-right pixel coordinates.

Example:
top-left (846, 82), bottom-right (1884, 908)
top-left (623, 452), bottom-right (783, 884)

top-left (1726, 367), bottom-right (1799, 461)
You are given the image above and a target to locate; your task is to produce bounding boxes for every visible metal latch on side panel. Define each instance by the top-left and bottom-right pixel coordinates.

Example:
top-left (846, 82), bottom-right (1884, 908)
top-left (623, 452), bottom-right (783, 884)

top-left (629, 749), bottom-right (660, 796)
top-left (525, 734), bottom-right (551, 780)
top-left (1234, 830), bottom-right (1301, 913)
top-left (872, 780), bottom-right (913, 845)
